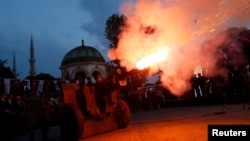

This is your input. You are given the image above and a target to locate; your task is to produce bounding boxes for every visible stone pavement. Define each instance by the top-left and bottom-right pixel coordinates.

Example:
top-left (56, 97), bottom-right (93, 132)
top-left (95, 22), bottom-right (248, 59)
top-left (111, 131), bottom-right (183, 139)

top-left (11, 103), bottom-right (250, 141)
top-left (82, 104), bottom-right (250, 141)
top-left (130, 103), bottom-right (245, 124)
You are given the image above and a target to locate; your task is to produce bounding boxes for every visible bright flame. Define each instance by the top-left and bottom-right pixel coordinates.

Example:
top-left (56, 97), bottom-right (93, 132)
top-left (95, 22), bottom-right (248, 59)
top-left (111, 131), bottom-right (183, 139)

top-left (136, 47), bottom-right (169, 70)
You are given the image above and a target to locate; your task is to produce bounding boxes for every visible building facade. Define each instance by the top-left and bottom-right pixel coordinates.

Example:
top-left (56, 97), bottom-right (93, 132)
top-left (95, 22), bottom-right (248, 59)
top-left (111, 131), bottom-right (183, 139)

top-left (60, 40), bottom-right (107, 82)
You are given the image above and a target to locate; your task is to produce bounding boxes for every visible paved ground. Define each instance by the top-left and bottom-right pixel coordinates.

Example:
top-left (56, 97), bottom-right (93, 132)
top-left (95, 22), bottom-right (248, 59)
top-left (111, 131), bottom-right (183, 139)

top-left (12, 103), bottom-right (250, 141)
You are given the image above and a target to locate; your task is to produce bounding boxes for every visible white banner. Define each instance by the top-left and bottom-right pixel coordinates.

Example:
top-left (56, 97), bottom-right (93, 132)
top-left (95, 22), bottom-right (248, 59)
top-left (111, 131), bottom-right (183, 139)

top-left (25, 79), bottom-right (31, 90)
top-left (4, 79), bottom-right (11, 94)
top-left (37, 80), bottom-right (44, 95)
top-left (76, 80), bottom-right (79, 84)
top-left (53, 80), bottom-right (60, 91)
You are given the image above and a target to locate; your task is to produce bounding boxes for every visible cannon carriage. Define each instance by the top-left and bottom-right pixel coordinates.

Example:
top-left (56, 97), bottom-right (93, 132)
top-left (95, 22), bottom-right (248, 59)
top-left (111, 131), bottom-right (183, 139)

top-left (60, 67), bottom-right (131, 141)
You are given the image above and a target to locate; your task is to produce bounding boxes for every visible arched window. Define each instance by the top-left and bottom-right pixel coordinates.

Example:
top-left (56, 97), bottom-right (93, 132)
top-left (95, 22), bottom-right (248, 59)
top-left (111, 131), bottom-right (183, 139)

top-left (92, 71), bottom-right (101, 81)
top-left (74, 71), bottom-right (86, 81)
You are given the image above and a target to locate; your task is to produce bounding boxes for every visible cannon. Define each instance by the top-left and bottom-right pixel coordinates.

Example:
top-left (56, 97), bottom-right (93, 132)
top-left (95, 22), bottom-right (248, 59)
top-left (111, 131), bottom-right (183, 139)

top-left (59, 67), bottom-right (131, 141)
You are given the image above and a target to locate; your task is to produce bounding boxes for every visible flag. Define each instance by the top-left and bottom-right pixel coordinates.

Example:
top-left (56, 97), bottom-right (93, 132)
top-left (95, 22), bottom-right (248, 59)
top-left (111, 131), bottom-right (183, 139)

top-left (53, 80), bottom-right (60, 91)
top-left (37, 80), bottom-right (44, 95)
top-left (4, 79), bottom-right (11, 94)
top-left (25, 79), bottom-right (31, 90)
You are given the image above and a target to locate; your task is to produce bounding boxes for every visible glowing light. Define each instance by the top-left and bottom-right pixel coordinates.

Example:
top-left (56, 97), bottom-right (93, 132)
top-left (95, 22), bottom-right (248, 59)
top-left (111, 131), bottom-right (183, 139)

top-left (210, 28), bottom-right (215, 32)
top-left (136, 47), bottom-right (169, 70)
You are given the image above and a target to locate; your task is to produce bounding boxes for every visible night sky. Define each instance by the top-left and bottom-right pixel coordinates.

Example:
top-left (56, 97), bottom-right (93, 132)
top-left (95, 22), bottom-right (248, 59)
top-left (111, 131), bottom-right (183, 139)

top-left (0, 0), bottom-right (124, 79)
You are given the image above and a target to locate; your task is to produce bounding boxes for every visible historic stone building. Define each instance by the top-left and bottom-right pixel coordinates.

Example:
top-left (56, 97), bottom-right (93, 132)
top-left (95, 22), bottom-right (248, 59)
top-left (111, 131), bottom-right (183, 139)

top-left (60, 40), bottom-right (107, 82)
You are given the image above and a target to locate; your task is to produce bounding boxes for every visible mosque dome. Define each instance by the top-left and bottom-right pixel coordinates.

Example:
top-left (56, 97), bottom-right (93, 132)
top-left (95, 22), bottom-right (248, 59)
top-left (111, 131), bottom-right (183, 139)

top-left (61, 41), bottom-right (106, 66)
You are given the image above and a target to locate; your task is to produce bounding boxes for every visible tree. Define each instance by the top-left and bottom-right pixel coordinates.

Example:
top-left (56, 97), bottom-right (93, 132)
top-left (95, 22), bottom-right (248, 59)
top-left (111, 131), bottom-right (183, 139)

top-left (25, 73), bottom-right (56, 80)
top-left (104, 14), bottom-right (148, 90)
top-left (237, 29), bottom-right (250, 63)
top-left (104, 14), bottom-right (125, 49)
top-left (36, 73), bottom-right (56, 80)
top-left (104, 14), bottom-right (125, 68)
top-left (0, 59), bottom-right (14, 78)
top-left (0, 59), bottom-right (7, 68)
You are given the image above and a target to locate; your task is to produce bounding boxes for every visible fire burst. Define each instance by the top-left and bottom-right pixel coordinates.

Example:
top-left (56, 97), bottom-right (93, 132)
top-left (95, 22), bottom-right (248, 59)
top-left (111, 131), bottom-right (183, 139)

top-left (136, 47), bottom-right (169, 70)
top-left (108, 0), bottom-right (250, 96)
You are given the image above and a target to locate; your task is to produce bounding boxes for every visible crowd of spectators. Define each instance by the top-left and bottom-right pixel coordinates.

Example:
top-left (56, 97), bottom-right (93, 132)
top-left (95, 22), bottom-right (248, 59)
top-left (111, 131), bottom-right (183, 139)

top-left (0, 90), bottom-right (62, 141)
top-left (126, 65), bottom-right (250, 112)
top-left (1, 65), bottom-right (250, 140)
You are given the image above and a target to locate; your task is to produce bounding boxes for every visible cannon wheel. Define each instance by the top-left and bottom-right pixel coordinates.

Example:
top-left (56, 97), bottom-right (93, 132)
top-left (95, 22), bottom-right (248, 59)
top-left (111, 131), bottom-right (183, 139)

top-left (60, 104), bottom-right (84, 141)
top-left (114, 99), bottom-right (131, 128)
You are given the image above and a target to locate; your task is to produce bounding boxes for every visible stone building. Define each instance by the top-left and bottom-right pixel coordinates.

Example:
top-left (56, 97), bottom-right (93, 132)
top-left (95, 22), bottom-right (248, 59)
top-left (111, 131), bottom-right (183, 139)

top-left (60, 40), bottom-right (107, 82)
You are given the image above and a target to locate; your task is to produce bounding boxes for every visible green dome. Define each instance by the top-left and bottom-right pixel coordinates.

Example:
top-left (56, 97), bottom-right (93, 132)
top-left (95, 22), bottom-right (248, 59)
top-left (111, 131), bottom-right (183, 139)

top-left (61, 44), bottom-right (105, 66)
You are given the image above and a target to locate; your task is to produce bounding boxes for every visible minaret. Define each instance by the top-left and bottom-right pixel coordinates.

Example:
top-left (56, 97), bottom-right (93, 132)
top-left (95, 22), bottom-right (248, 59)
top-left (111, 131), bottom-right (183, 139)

top-left (12, 52), bottom-right (17, 78)
top-left (82, 39), bottom-right (85, 46)
top-left (29, 34), bottom-right (36, 76)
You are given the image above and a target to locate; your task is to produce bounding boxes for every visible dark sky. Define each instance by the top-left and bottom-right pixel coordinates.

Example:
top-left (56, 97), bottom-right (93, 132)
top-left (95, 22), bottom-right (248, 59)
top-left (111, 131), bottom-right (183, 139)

top-left (0, 0), bottom-right (124, 79)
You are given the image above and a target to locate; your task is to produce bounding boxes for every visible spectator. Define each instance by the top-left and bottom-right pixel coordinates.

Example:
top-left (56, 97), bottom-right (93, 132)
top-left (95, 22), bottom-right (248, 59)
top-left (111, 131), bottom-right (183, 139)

top-left (13, 95), bottom-right (25, 134)
top-left (242, 66), bottom-right (250, 109)
top-left (0, 92), bottom-right (11, 141)
top-left (6, 94), bottom-right (17, 135)
top-left (27, 92), bottom-right (50, 141)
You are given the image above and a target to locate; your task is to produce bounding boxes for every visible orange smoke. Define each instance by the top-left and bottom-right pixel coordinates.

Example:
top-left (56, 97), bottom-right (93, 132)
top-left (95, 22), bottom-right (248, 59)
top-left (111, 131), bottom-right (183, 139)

top-left (108, 0), bottom-right (250, 96)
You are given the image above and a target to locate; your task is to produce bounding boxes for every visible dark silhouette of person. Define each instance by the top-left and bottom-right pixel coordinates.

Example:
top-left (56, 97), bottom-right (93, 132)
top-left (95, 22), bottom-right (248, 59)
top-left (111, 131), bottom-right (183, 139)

top-left (193, 73), bottom-right (206, 98)
top-left (13, 95), bottom-right (25, 134)
top-left (0, 92), bottom-right (12, 141)
top-left (27, 92), bottom-right (50, 141)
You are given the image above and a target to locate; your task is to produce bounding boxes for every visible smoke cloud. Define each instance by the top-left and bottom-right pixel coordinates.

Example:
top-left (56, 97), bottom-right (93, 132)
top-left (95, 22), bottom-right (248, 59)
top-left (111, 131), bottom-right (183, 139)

top-left (108, 0), bottom-right (250, 96)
